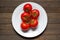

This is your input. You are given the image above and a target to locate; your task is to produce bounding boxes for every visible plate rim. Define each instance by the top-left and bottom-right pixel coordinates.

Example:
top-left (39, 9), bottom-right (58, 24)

top-left (11, 2), bottom-right (48, 38)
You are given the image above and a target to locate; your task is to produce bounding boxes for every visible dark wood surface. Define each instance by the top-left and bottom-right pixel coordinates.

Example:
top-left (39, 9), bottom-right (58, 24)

top-left (0, 0), bottom-right (60, 40)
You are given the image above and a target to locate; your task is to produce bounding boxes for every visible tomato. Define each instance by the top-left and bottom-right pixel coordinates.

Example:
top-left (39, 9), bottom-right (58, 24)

top-left (21, 12), bottom-right (31, 22)
top-left (30, 19), bottom-right (38, 29)
top-left (21, 22), bottom-right (30, 31)
top-left (23, 3), bottom-right (32, 13)
top-left (31, 9), bottom-right (39, 19)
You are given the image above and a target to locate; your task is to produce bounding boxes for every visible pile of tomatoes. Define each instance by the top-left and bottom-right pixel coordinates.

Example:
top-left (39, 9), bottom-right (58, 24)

top-left (21, 3), bottom-right (40, 31)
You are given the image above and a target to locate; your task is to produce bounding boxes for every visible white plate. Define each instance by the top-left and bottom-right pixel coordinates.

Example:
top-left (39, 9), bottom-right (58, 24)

top-left (12, 2), bottom-right (48, 38)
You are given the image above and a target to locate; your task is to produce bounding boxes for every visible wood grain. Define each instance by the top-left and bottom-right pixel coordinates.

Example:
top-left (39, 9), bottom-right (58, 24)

top-left (0, 24), bottom-right (60, 40)
top-left (0, 24), bottom-right (60, 35)
top-left (0, 1), bottom-right (60, 13)
top-left (0, 13), bottom-right (60, 24)
top-left (0, 0), bottom-right (60, 40)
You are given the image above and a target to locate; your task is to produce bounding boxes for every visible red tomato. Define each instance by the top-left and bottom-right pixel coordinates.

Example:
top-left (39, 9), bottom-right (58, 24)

top-left (23, 3), bottom-right (32, 13)
top-left (21, 12), bottom-right (31, 22)
top-left (31, 9), bottom-right (39, 19)
top-left (21, 22), bottom-right (30, 31)
top-left (30, 19), bottom-right (38, 29)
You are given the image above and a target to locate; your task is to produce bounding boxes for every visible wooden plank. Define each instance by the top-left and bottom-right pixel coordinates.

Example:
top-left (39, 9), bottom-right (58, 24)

top-left (46, 7), bottom-right (60, 13)
top-left (0, 35), bottom-right (24, 40)
top-left (0, 1), bottom-right (60, 7)
top-left (0, 1), bottom-right (60, 13)
top-left (44, 24), bottom-right (60, 35)
top-left (0, 0), bottom-right (60, 2)
top-left (0, 24), bottom-right (12, 30)
top-left (48, 13), bottom-right (60, 19)
top-left (0, 24), bottom-right (60, 30)
top-left (0, 13), bottom-right (60, 19)
top-left (0, 24), bottom-right (60, 35)
top-left (0, 18), bottom-right (11, 24)
top-left (1, 7), bottom-right (60, 13)
top-left (0, 13), bottom-right (60, 24)
top-left (0, 0), bottom-right (46, 2)
top-left (57, 35), bottom-right (60, 40)
top-left (47, 0), bottom-right (60, 1)
top-left (0, 34), bottom-right (59, 40)
top-left (0, 13), bottom-right (12, 18)
top-left (34, 35), bottom-right (58, 40)
top-left (0, 24), bottom-right (16, 34)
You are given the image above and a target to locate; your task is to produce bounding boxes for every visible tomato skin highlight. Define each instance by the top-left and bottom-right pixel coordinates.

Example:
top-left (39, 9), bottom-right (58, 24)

top-left (30, 19), bottom-right (38, 29)
top-left (20, 4), bottom-right (40, 31)
top-left (21, 22), bottom-right (30, 31)
top-left (21, 12), bottom-right (31, 22)
top-left (31, 9), bottom-right (39, 19)
top-left (23, 3), bottom-right (32, 13)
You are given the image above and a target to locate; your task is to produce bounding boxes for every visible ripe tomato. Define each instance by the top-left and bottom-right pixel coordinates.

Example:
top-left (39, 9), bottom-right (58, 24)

top-left (21, 22), bottom-right (30, 31)
top-left (23, 3), bottom-right (32, 13)
top-left (31, 9), bottom-right (39, 19)
top-left (30, 19), bottom-right (38, 29)
top-left (21, 12), bottom-right (31, 22)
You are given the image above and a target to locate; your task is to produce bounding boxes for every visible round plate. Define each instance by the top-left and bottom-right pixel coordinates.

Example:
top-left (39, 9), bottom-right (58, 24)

top-left (12, 2), bottom-right (48, 38)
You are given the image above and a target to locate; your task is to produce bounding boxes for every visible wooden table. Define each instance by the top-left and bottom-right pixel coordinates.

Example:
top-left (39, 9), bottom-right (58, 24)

top-left (0, 0), bottom-right (60, 40)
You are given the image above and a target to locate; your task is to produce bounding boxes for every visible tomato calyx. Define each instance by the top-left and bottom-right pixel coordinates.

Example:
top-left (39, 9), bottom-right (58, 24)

top-left (30, 19), bottom-right (38, 28)
top-left (30, 19), bottom-right (34, 24)
top-left (31, 9), bottom-right (39, 19)
top-left (25, 8), bottom-right (30, 12)
top-left (21, 12), bottom-right (31, 22)
top-left (23, 16), bottom-right (29, 21)
top-left (23, 3), bottom-right (32, 12)
top-left (33, 12), bottom-right (37, 17)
